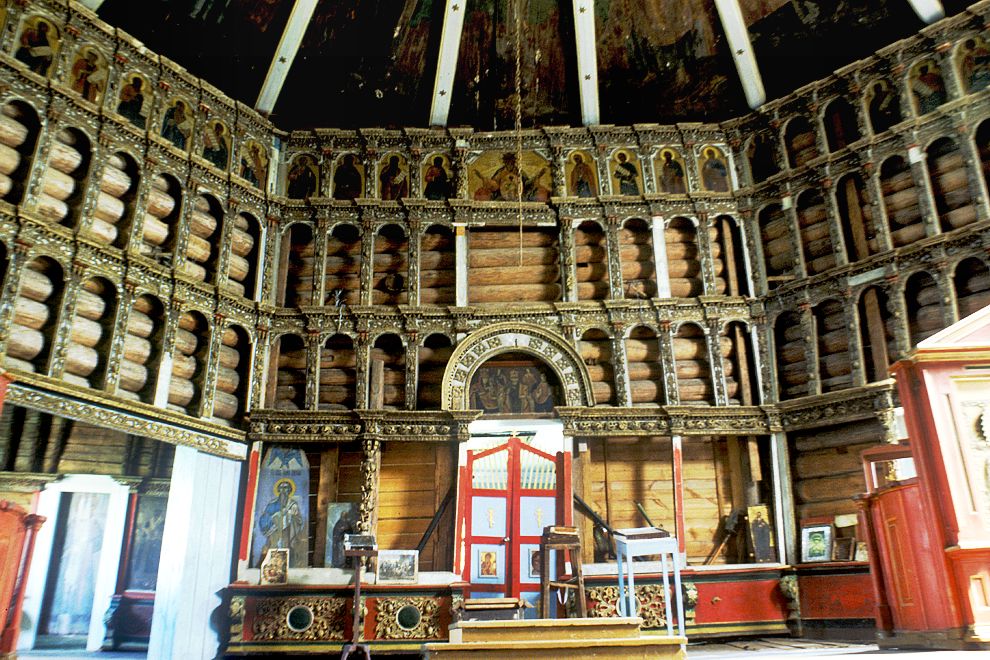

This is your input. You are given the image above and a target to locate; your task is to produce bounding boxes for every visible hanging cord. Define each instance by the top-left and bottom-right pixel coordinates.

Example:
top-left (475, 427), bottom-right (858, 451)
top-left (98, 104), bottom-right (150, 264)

top-left (514, 0), bottom-right (524, 266)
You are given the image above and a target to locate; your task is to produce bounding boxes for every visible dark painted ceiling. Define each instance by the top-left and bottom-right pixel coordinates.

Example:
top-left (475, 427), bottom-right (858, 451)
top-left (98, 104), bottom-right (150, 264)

top-left (97, 1), bottom-right (959, 131)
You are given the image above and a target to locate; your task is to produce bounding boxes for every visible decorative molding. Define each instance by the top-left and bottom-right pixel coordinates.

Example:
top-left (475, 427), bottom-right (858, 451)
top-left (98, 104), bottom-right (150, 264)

top-left (374, 597), bottom-right (443, 640)
top-left (251, 596), bottom-right (347, 642)
top-left (586, 584), bottom-right (669, 629)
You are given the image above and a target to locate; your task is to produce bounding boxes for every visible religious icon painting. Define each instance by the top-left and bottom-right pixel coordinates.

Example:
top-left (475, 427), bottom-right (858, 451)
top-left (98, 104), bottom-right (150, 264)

top-left (609, 149), bottom-right (642, 196)
top-left (239, 139), bottom-right (269, 189)
top-left (323, 502), bottom-right (359, 568)
top-left (252, 447), bottom-right (310, 568)
top-left (800, 523), bottom-right (834, 563)
top-left (378, 152), bottom-right (409, 201)
top-left (376, 549), bottom-right (419, 585)
top-left (201, 120), bottom-right (231, 171)
top-left (655, 148), bottom-right (687, 195)
top-left (332, 152), bottom-right (364, 200)
top-left (422, 152), bottom-right (453, 200)
top-left (160, 97), bottom-right (194, 152)
top-left (699, 145), bottom-right (730, 193)
top-left (260, 548), bottom-right (289, 585)
top-left (14, 15), bottom-right (60, 77)
top-left (469, 150), bottom-right (551, 202)
top-left (116, 72), bottom-right (150, 129)
top-left (66, 45), bottom-right (108, 105)
top-left (910, 58), bottom-right (947, 116)
top-left (746, 504), bottom-right (776, 563)
top-left (286, 153), bottom-right (319, 199)
top-left (865, 79), bottom-right (901, 134)
top-left (958, 36), bottom-right (990, 94)
top-left (565, 149), bottom-right (598, 198)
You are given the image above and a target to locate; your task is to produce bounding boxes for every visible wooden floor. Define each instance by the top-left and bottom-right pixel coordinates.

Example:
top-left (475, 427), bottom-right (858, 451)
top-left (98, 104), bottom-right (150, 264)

top-left (687, 637), bottom-right (983, 658)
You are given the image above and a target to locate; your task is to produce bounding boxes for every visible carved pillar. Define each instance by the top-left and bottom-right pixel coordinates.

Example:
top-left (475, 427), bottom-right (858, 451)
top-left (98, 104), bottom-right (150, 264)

top-left (409, 150), bottom-right (423, 198)
top-left (102, 283), bottom-right (137, 393)
top-left (355, 334), bottom-right (370, 408)
top-left (77, 137), bottom-right (107, 236)
top-left (843, 290), bottom-right (867, 387)
top-left (0, 246), bottom-right (29, 361)
top-left (405, 338), bottom-right (418, 410)
top-left (694, 214), bottom-right (717, 294)
top-left (198, 314), bottom-right (226, 418)
top-left (893, 63), bottom-right (916, 121)
top-left (822, 175), bottom-right (853, 267)
top-left (605, 216), bottom-right (625, 299)
top-left (359, 223), bottom-right (374, 306)
top-left (251, 322), bottom-right (270, 409)
top-left (850, 77), bottom-right (872, 139)
top-left (610, 328), bottom-right (632, 407)
top-left (809, 101), bottom-right (829, 161)
top-left (408, 220), bottom-right (422, 307)
top-left (706, 319), bottom-right (728, 404)
top-left (126, 161), bottom-right (157, 254)
top-left (908, 144), bottom-right (943, 238)
top-left (934, 262), bottom-right (959, 327)
top-left (313, 217), bottom-right (330, 306)
top-left (650, 216), bottom-right (670, 298)
top-left (305, 332), bottom-right (322, 411)
top-left (363, 153), bottom-right (376, 199)
top-left (935, 41), bottom-right (963, 102)
top-left (550, 146), bottom-right (566, 197)
top-left (955, 121), bottom-right (990, 224)
top-left (751, 313), bottom-right (772, 405)
top-left (640, 151), bottom-right (657, 195)
top-left (559, 217), bottom-right (577, 302)
top-left (153, 301), bottom-right (183, 408)
top-left (863, 162), bottom-right (894, 253)
top-left (658, 321), bottom-right (679, 405)
top-left (595, 144), bottom-right (612, 195)
top-left (358, 436), bottom-right (382, 534)
top-left (884, 276), bottom-right (911, 360)
top-left (320, 148), bottom-right (334, 198)
top-left (783, 190), bottom-right (808, 277)
top-left (454, 148), bottom-right (469, 200)
top-left (214, 206), bottom-right (237, 291)
top-left (800, 303), bottom-right (821, 396)
top-left (171, 178), bottom-right (200, 277)
top-left (454, 225), bottom-right (468, 306)
top-left (261, 216), bottom-right (279, 305)
top-left (21, 110), bottom-right (60, 216)
top-left (47, 265), bottom-right (84, 379)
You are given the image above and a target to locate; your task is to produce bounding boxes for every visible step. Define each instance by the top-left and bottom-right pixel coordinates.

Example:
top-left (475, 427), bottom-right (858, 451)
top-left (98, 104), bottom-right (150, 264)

top-left (449, 616), bottom-right (645, 643)
top-left (423, 635), bottom-right (687, 659)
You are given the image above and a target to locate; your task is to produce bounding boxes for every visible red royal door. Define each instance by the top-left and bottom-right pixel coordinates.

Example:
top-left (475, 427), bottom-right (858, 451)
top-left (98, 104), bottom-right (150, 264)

top-left (454, 435), bottom-right (572, 611)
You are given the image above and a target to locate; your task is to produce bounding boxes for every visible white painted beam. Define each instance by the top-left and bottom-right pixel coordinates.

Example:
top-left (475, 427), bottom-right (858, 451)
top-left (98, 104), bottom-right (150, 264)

top-left (572, 1), bottom-right (601, 125)
top-left (255, 0), bottom-right (320, 115)
top-left (430, 1), bottom-right (468, 127)
top-left (714, 0), bottom-right (765, 110)
top-left (77, 0), bottom-right (107, 10)
top-left (906, 0), bottom-right (945, 24)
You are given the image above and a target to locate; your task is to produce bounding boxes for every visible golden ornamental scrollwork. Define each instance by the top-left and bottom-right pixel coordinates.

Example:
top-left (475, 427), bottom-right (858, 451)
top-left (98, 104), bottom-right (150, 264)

top-left (374, 597), bottom-right (443, 640)
top-left (251, 596), bottom-right (346, 641)
top-left (228, 596), bottom-right (245, 642)
top-left (586, 584), bottom-right (668, 629)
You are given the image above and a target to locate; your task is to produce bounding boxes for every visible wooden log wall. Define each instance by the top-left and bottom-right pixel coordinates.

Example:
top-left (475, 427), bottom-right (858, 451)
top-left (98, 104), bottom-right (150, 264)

top-left (420, 226), bottom-right (455, 305)
top-left (373, 225), bottom-right (408, 305)
top-left (212, 326), bottom-right (246, 423)
top-left (710, 219), bottom-right (741, 295)
top-left (927, 138), bottom-right (978, 232)
top-left (857, 287), bottom-right (898, 383)
top-left (666, 219), bottom-right (703, 297)
top-left (584, 436), bottom-right (732, 563)
top-left (0, 102), bottom-right (39, 204)
top-left (619, 219), bottom-right (657, 299)
top-left (323, 224), bottom-right (361, 306)
top-left (320, 334), bottom-right (357, 410)
top-left (879, 156), bottom-right (926, 249)
top-left (574, 221), bottom-right (609, 301)
top-left (580, 330), bottom-right (617, 406)
top-left (721, 323), bottom-right (754, 405)
top-left (955, 257), bottom-right (990, 318)
top-left (774, 312), bottom-right (808, 400)
top-left (168, 311), bottom-right (207, 415)
top-left (180, 196), bottom-right (220, 283)
top-left (823, 99), bottom-right (859, 152)
top-left (417, 336), bottom-right (452, 410)
top-left (813, 300), bottom-right (852, 393)
top-left (88, 153), bottom-right (138, 248)
top-left (5, 258), bottom-right (63, 375)
top-left (224, 214), bottom-right (259, 299)
top-left (836, 174), bottom-right (877, 262)
top-left (64, 278), bottom-right (115, 389)
top-left (796, 190), bottom-right (835, 275)
top-left (905, 272), bottom-right (946, 345)
top-left (372, 334), bottom-right (406, 409)
top-left (789, 419), bottom-right (883, 520)
top-left (283, 224), bottom-right (315, 307)
top-left (141, 174), bottom-right (181, 256)
top-left (468, 228), bottom-right (561, 303)
top-left (626, 327), bottom-right (664, 405)
top-left (758, 204), bottom-right (793, 288)
top-left (116, 294), bottom-right (162, 403)
top-left (675, 323), bottom-right (714, 405)
top-left (275, 334), bottom-right (307, 410)
top-left (38, 129), bottom-right (89, 229)
top-left (785, 118), bottom-right (819, 168)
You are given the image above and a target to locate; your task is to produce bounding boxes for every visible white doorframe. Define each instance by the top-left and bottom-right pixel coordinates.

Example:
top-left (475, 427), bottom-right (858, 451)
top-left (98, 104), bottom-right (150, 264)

top-left (19, 474), bottom-right (131, 652)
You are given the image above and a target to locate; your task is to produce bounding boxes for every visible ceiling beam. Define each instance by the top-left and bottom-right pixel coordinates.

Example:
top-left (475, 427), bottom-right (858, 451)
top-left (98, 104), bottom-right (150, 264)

top-left (906, 0), bottom-right (945, 24)
top-left (255, 0), bottom-right (319, 116)
top-left (714, 0), bottom-right (765, 110)
top-left (572, 1), bottom-right (601, 126)
top-left (77, 0), bottom-right (107, 9)
top-left (429, 1), bottom-right (468, 127)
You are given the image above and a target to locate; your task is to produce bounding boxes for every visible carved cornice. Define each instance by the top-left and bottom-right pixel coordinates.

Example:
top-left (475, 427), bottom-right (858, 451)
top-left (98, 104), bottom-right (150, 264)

top-left (248, 409), bottom-right (481, 443)
top-left (776, 380), bottom-right (898, 431)
top-left (557, 405), bottom-right (771, 437)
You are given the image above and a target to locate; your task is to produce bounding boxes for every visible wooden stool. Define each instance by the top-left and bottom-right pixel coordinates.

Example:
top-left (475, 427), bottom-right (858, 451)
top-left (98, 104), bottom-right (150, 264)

top-left (539, 526), bottom-right (587, 618)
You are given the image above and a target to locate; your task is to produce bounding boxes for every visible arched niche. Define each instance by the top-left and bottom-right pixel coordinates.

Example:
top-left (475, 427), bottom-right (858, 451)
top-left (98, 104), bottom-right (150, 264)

top-left (626, 325), bottom-right (664, 406)
top-left (746, 133), bottom-right (779, 184)
top-left (441, 323), bottom-right (593, 411)
top-left (420, 224), bottom-right (455, 305)
top-left (712, 215), bottom-right (749, 297)
top-left (280, 222), bottom-right (314, 307)
top-left (795, 189), bottom-right (834, 275)
top-left (418, 333), bottom-right (453, 410)
top-left (575, 220), bottom-right (609, 301)
top-left (225, 212), bottom-right (261, 301)
top-left (325, 222), bottom-right (361, 306)
top-left (321, 333), bottom-right (356, 410)
top-left (823, 97), bottom-right (860, 152)
top-left (926, 136), bottom-right (977, 233)
top-left (905, 271), bottom-right (945, 346)
top-left (117, 293), bottom-right (166, 404)
top-left (880, 155), bottom-right (924, 248)
top-left (0, 100), bottom-right (41, 205)
top-left (579, 328), bottom-right (615, 406)
top-left (858, 286), bottom-right (896, 383)
top-left (214, 325), bottom-right (252, 425)
top-left (954, 257), bottom-right (990, 319)
top-left (467, 351), bottom-right (563, 415)
top-left (7, 256), bottom-right (66, 375)
top-left (784, 116), bottom-right (818, 169)
top-left (96, 151), bottom-right (141, 250)
top-left (721, 321), bottom-right (758, 405)
top-left (65, 276), bottom-right (117, 389)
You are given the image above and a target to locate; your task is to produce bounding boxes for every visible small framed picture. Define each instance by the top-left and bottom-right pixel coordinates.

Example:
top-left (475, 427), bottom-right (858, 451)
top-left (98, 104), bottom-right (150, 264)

top-left (854, 541), bottom-right (869, 562)
top-left (800, 524), bottom-right (834, 563)
top-left (746, 504), bottom-right (777, 563)
top-left (528, 548), bottom-right (542, 579)
top-left (832, 537), bottom-right (856, 562)
top-left (260, 548), bottom-right (289, 585)
top-left (376, 549), bottom-right (418, 584)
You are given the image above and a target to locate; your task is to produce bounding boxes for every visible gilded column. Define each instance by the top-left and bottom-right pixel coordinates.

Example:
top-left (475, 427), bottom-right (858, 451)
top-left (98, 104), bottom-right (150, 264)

top-left (694, 213), bottom-right (717, 295)
top-left (47, 263), bottom-right (85, 379)
top-left (610, 326), bottom-right (632, 407)
top-left (77, 134), bottom-right (109, 238)
top-left (214, 204), bottom-right (237, 293)
top-left (658, 321), bottom-right (680, 405)
top-left (862, 160), bottom-right (894, 253)
top-left (359, 223), bottom-right (374, 306)
top-left (706, 319), bottom-right (728, 404)
top-left (355, 333), bottom-right (370, 408)
top-left (305, 331), bottom-right (322, 411)
top-left (954, 120), bottom-right (990, 224)
top-left (550, 145), bottom-right (566, 197)
top-left (909, 144), bottom-right (943, 238)
top-left (313, 216), bottom-right (331, 306)
top-left (0, 245), bottom-right (29, 361)
top-left (358, 436), bottom-right (382, 534)
top-left (171, 177), bottom-right (200, 279)
top-left (153, 300), bottom-right (184, 408)
top-left (934, 262), bottom-right (959, 327)
top-left (407, 219), bottom-right (422, 307)
top-left (884, 275), bottom-right (911, 360)
top-left (823, 175), bottom-right (850, 268)
top-left (799, 303), bottom-right (821, 396)
top-left (102, 282), bottom-right (137, 392)
top-left (250, 321), bottom-right (270, 409)
top-left (783, 185), bottom-right (808, 276)
top-left (559, 217), bottom-right (577, 302)
top-left (260, 216), bottom-right (280, 305)
top-left (605, 216), bottom-right (625, 299)
top-left (842, 289), bottom-right (867, 387)
top-left (405, 337), bottom-right (418, 410)
top-left (198, 313), bottom-right (226, 418)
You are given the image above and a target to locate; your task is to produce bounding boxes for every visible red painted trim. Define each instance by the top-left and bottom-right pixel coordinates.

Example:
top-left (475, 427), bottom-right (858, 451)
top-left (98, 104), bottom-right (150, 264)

top-left (0, 371), bottom-right (12, 416)
top-left (672, 435), bottom-right (685, 555)
top-left (798, 571), bottom-right (875, 619)
top-left (238, 444), bottom-right (261, 562)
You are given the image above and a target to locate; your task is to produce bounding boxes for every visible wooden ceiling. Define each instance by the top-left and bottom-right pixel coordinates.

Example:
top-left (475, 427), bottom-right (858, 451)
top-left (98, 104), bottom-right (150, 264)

top-left (96, 1), bottom-right (957, 131)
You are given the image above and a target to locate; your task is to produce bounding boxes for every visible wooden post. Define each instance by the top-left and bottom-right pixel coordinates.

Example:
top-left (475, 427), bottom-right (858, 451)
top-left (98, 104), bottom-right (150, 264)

top-left (369, 357), bottom-right (385, 409)
top-left (313, 447), bottom-right (340, 567)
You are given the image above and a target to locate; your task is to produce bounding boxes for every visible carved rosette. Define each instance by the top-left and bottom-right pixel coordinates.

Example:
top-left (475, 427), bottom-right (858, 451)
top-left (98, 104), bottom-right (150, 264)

top-left (374, 597), bottom-right (443, 640)
top-left (251, 596), bottom-right (347, 641)
top-left (586, 584), bottom-right (668, 629)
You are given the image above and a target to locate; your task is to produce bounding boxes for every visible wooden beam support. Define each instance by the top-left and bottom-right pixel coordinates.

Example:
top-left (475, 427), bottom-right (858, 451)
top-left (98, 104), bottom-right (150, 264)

top-left (906, 0), bottom-right (945, 23)
top-left (429, 1), bottom-right (468, 127)
top-left (255, 0), bottom-right (320, 115)
top-left (572, 0), bottom-right (601, 126)
top-left (714, 0), bottom-right (765, 110)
